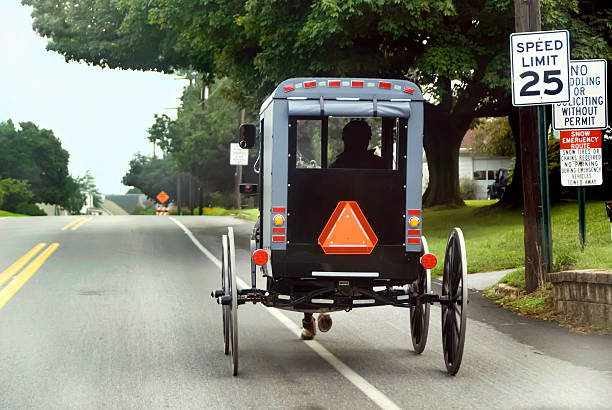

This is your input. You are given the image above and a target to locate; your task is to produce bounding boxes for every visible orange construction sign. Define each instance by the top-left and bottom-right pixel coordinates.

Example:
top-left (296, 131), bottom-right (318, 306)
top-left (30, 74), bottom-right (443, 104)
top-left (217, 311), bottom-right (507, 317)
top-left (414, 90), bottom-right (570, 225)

top-left (318, 201), bottom-right (378, 254)
top-left (156, 190), bottom-right (169, 204)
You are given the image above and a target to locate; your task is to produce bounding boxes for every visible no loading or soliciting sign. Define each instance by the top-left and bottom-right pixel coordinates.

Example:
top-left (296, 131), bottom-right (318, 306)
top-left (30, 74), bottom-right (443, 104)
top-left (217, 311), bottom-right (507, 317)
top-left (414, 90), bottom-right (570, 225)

top-left (553, 59), bottom-right (608, 130)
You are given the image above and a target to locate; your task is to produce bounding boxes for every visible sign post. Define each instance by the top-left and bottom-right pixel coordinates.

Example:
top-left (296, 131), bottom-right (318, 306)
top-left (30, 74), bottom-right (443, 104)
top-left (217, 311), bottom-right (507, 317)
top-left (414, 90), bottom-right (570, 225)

top-left (553, 59), bottom-right (607, 249)
top-left (510, 24), bottom-right (570, 286)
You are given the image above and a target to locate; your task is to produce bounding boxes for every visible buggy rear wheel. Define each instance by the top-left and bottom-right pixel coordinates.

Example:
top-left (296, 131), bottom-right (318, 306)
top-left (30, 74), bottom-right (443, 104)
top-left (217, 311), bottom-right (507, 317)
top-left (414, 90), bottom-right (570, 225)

top-left (221, 235), bottom-right (230, 355)
top-left (410, 236), bottom-right (431, 354)
top-left (227, 227), bottom-right (239, 376)
top-left (441, 228), bottom-right (468, 375)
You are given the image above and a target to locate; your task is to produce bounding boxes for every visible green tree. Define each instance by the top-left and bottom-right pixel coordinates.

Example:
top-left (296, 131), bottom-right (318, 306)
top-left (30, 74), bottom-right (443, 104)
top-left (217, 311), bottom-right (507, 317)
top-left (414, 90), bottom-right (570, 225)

top-left (0, 119), bottom-right (74, 207)
top-left (147, 114), bottom-right (176, 158)
top-left (0, 178), bottom-right (35, 213)
top-left (122, 154), bottom-right (177, 201)
top-left (77, 170), bottom-right (103, 208)
top-left (24, 0), bottom-right (611, 206)
top-left (470, 117), bottom-right (515, 157)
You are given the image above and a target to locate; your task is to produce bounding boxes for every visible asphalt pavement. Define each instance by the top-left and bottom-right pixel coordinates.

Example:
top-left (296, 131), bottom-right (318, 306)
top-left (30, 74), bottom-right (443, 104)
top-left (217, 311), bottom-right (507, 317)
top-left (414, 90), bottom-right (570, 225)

top-left (0, 215), bottom-right (610, 409)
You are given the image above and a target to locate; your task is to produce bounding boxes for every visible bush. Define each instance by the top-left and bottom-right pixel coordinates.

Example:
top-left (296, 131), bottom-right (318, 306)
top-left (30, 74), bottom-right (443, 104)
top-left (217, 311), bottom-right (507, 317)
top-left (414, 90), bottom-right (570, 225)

top-left (459, 178), bottom-right (477, 200)
top-left (0, 178), bottom-right (35, 212)
top-left (208, 191), bottom-right (233, 208)
top-left (14, 202), bottom-right (46, 216)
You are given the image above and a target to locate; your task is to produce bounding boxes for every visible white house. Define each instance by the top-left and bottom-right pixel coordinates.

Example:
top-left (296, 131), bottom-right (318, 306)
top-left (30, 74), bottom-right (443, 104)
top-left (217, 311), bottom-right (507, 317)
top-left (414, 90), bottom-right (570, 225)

top-left (423, 130), bottom-right (513, 199)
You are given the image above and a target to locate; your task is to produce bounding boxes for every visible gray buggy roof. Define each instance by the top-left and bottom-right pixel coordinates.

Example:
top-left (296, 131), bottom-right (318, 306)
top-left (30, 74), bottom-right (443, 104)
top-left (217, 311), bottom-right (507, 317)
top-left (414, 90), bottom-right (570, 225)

top-left (272, 78), bottom-right (423, 100)
top-left (261, 78), bottom-right (423, 118)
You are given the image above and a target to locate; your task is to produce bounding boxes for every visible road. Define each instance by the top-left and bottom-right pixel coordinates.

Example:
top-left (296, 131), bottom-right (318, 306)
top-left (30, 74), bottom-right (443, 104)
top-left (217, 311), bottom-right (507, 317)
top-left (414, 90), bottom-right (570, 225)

top-left (1, 216), bottom-right (610, 409)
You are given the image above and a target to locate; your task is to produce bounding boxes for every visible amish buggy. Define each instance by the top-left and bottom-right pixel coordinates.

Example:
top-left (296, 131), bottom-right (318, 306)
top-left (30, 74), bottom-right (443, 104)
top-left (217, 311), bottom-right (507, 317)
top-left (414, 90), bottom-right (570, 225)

top-left (212, 78), bottom-right (468, 376)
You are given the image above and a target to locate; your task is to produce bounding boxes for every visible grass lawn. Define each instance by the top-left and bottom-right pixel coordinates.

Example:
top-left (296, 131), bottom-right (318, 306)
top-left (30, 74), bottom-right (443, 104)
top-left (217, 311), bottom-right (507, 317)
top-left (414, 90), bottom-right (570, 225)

top-left (191, 200), bottom-right (611, 276)
top-left (191, 207), bottom-right (259, 221)
top-left (0, 210), bottom-right (27, 217)
top-left (423, 199), bottom-right (612, 276)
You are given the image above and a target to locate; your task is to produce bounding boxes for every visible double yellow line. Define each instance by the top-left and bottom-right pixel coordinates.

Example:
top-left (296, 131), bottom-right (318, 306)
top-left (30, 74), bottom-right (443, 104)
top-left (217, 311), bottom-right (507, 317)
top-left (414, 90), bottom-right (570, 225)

top-left (0, 243), bottom-right (60, 310)
top-left (61, 217), bottom-right (93, 231)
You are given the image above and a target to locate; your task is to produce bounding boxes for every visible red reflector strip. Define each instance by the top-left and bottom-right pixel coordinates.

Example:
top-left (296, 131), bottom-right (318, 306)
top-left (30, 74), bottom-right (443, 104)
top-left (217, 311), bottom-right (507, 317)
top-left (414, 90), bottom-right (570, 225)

top-left (272, 207), bottom-right (285, 213)
top-left (328, 80), bottom-right (341, 87)
top-left (272, 236), bottom-right (285, 242)
top-left (351, 80), bottom-right (364, 88)
top-left (379, 82), bottom-right (392, 89)
top-left (404, 86), bottom-right (415, 94)
top-left (407, 209), bottom-right (421, 215)
top-left (407, 238), bottom-right (421, 244)
top-left (284, 84), bottom-right (295, 92)
top-left (304, 80), bottom-right (317, 88)
top-left (272, 227), bottom-right (285, 234)
top-left (408, 230), bottom-right (420, 236)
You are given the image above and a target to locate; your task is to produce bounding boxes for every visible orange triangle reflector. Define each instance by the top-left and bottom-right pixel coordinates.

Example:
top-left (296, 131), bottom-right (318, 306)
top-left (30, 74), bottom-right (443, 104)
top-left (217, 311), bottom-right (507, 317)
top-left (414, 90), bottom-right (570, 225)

top-left (318, 201), bottom-right (378, 255)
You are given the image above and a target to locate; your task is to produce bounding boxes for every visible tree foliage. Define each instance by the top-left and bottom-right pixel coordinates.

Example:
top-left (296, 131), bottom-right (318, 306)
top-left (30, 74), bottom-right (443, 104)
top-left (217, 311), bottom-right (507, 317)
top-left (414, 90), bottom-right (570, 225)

top-left (0, 178), bottom-right (35, 213)
top-left (77, 170), bottom-right (103, 208)
top-left (470, 117), bottom-right (515, 157)
top-left (122, 154), bottom-right (177, 201)
top-left (0, 119), bottom-right (78, 208)
top-left (25, 0), bottom-right (612, 206)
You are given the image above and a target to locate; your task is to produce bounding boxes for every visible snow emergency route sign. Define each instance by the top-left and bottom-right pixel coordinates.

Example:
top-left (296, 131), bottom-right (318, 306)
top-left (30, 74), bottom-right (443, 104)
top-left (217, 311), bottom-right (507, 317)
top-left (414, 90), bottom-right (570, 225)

top-left (510, 30), bottom-right (570, 106)
top-left (553, 59), bottom-right (608, 130)
top-left (560, 129), bottom-right (603, 186)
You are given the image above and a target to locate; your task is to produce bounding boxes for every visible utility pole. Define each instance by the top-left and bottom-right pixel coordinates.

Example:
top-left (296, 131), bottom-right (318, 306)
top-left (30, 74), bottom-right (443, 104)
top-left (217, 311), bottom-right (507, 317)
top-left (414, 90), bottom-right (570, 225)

top-left (514, 0), bottom-right (549, 292)
top-left (234, 108), bottom-right (246, 209)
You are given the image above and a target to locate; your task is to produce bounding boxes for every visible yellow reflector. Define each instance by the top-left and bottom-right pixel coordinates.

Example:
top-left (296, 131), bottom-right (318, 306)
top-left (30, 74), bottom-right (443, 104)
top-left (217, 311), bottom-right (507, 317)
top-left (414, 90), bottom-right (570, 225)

top-left (273, 214), bottom-right (285, 226)
top-left (408, 216), bottom-right (420, 228)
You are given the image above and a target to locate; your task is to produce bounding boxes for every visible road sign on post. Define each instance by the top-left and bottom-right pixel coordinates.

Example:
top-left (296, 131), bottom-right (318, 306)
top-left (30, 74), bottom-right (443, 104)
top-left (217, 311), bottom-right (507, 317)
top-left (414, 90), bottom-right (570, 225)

top-left (553, 59), bottom-right (608, 130)
top-left (559, 129), bottom-right (603, 249)
top-left (156, 190), bottom-right (169, 204)
top-left (510, 30), bottom-right (570, 106)
top-left (230, 143), bottom-right (248, 166)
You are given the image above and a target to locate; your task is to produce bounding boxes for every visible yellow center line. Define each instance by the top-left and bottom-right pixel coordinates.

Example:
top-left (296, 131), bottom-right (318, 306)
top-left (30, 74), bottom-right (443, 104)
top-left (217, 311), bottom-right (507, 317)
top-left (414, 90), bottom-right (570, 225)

top-left (71, 217), bottom-right (93, 231)
top-left (0, 243), bottom-right (47, 288)
top-left (0, 243), bottom-right (60, 310)
top-left (61, 217), bottom-right (84, 231)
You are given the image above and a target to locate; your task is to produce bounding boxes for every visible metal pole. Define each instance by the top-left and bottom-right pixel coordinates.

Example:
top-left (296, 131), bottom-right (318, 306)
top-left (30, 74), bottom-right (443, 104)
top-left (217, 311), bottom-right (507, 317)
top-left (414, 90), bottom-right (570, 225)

top-left (234, 109), bottom-right (246, 209)
top-left (538, 106), bottom-right (552, 272)
top-left (578, 187), bottom-right (586, 249)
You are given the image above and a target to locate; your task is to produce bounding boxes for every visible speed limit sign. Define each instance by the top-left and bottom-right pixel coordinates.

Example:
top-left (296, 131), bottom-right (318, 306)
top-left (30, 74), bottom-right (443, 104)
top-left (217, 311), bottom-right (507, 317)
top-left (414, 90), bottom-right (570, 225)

top-left (510, 30), bottom-right (570, 106)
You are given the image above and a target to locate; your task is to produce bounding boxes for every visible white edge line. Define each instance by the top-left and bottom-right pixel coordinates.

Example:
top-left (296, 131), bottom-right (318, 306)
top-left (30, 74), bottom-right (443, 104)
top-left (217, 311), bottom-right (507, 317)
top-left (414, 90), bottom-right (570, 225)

top-left (168, 216), bottom-right (401, 410)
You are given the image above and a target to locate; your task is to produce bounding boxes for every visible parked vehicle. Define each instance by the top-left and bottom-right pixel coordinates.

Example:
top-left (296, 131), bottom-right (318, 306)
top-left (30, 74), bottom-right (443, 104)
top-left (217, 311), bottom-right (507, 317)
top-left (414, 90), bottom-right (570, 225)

top-left (487, 168), bottom-right (510, 200)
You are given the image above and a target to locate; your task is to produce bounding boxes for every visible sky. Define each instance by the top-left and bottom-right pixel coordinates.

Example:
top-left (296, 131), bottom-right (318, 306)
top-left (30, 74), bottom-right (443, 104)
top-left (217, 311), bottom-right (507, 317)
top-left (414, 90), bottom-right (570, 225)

top-left (0, 1), bottom-right (185, 194)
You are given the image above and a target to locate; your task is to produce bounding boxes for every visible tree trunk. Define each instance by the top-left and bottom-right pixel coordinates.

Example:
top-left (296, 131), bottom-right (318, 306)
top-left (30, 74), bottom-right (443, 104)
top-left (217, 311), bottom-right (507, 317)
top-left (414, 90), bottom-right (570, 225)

top-left (423, 109), bottom-right (471, 208)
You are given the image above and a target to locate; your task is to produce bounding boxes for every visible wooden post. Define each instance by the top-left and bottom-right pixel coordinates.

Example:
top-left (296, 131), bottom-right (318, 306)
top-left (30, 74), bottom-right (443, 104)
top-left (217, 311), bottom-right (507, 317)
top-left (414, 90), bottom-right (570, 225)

top-left (234, 109), bottom-right (246, 209)
top-left (514, 0), bottom-right (546, 292)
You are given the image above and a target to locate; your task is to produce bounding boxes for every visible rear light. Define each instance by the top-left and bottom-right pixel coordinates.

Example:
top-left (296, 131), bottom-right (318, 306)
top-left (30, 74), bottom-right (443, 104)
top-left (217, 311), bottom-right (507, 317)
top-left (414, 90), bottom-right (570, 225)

top-left (404, 86), bottom-right (415, 94)
top-left (284, 84), bottom-right (295, 92)
top-left (408, 209), bottom-right (421, 215)
top-left (351, 80), bottom-right (364, 88)
top-left (273, 214), bottom-right (285, 226)
top-left (304, 80), bottom-right (317, 88)
top-left (252, 249), bottom-right (269, 266)
top-left (379, 81), bottom-right (392, 89)
top-left (328, 80), bottom-right (341, 87)
top-left (408, 216), bottom-right (420, 228)
top-left (420, 253), bottom-right (437, 269)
